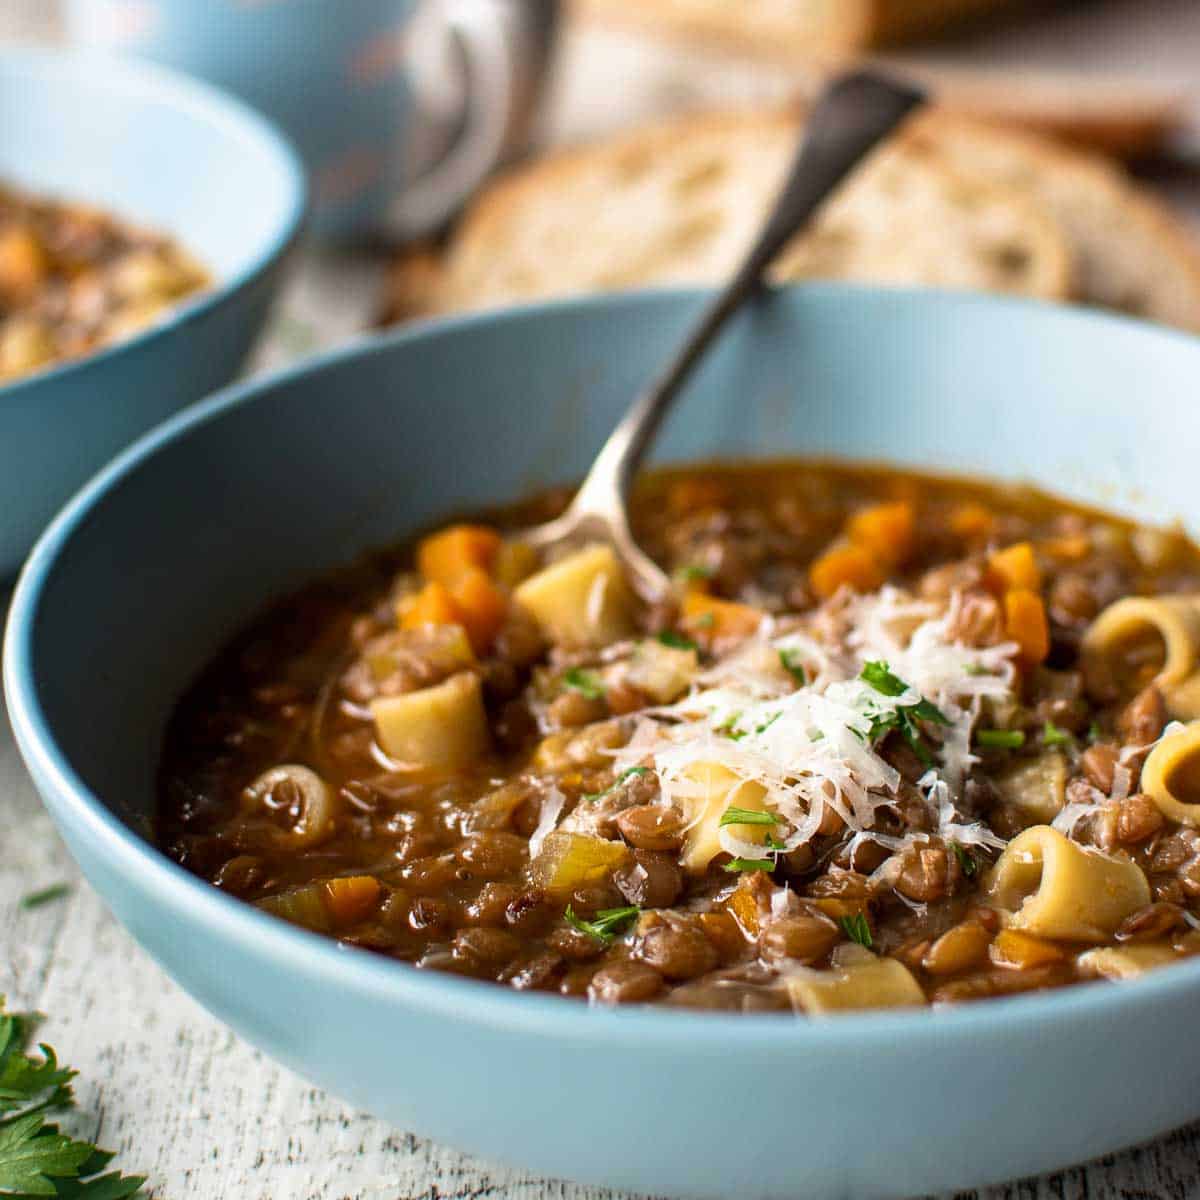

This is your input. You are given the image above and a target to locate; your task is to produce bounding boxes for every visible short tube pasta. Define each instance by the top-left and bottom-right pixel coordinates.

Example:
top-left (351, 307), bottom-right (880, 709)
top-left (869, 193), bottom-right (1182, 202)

top-left (1081, 594), bottom-right (1200, 718)
top-left (985, 825), bottom-right (1150, 942)
top-left (1141, 720), bottom-right (1200, 828)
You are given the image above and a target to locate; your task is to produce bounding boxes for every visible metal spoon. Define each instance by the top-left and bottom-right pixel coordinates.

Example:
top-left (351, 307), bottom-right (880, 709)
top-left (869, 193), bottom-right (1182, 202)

top-left (521, 70), bottom-right (927, 601)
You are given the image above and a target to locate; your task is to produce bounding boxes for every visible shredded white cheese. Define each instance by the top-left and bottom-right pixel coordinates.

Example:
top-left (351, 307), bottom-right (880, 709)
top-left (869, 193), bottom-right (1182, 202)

top-left (528, 785), bottom-right (565, 859)
top-left (613, 587), bottom-right (1018, 862)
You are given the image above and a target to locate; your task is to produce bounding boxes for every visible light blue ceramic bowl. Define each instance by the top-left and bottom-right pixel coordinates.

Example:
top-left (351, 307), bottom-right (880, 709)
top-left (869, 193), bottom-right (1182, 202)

top-left (6, 287), bottom-right (1200, 1199)
top-left (0, 47), bottom-right (306, 579)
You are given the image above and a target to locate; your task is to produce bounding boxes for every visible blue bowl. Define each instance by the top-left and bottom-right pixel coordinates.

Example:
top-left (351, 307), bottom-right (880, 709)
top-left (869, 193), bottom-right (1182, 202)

top-left (0, 47), bottom-right (307, 578)
top-left (7, 287), bottom-right (1200, 1199)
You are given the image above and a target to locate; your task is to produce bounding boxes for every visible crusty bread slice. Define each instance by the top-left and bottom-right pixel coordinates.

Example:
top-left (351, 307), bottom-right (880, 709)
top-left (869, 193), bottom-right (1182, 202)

top-left (435, 110), bottom-right (1071, 315)
top-left (574, 0), bottom-right (1020, 57)
top-left (903, 111), bottom-right (1200, 330)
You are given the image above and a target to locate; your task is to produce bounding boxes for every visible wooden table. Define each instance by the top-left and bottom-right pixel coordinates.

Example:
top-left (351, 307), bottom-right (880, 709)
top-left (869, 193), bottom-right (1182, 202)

top-left (4, 1), bottom-right (1200, 1195)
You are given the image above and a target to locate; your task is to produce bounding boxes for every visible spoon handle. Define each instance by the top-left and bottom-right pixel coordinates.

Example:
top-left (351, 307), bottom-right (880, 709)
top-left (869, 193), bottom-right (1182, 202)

top-left (569, 70), bottom-right (926, 516)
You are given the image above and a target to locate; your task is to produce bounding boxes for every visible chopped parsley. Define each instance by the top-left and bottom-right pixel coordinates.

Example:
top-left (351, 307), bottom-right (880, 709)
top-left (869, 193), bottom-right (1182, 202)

top-left (0, 997), bottom-right (146, 1196)
top-left (19, 883), bottom-right (72, 910)
top-left (838, 912), bottom-right (873, 948)
top-left (1088, 721), bottom-right (1102, 743)
top-left (950, 841), bottom-right (981, 878)
top-left (723, 857), bottom-right (775, 873)
top-left (564, 905), bottom-right (640, 945)
top-left (563, 667), bottom-right (605, 701)
top-left (976, 728), bottom-right (1026, 750)
top-left (657, 630), bottom-right (698, 651)
top-left (779, 648), bottom-right (807, 686)
top-left (1041, 719), bottom-right (1075, 749)
top-left (859, 661), bottom-right (949, 766)
top-left (719, 806), bottom-right (780, 828)
top-left (674, 564), bottom-right (713, 583)
top-left (764, 832), bottom-right (787, 851)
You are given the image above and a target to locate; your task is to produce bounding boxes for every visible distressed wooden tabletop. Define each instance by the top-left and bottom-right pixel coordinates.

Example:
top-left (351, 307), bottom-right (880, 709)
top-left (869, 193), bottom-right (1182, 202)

top-left (4, 0), bottom-right (1200, 1196)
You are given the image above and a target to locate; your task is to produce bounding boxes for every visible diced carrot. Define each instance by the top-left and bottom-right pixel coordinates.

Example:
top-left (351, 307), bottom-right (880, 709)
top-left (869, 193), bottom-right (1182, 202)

top-left (449, 565), bottom-right (508, 655)
top-left (399, 581), bottom-right (461, 629)
top-left (809, 543), bottom-right (885, 600)
top-left (846, 501), bottom-right (915, 567)
top-left (985, 542), bottom-right (1042, 594)
top-left (988, 929), bottom-right (1064, 970)
top-left (681, 591), bottom-right (763, 645)
top-left (700, 910), bottom-right (746, 958)
top-left (727, 884), bottom-right (761, 937)
top-left (666, 477), bottom-right (728, 517)
top-left (949, 502), bottom-right (995, 540)
top-left (1004, 588), bottom-right (1050, 667)
top-left (322, 875), bottom-right (381, 925)
top-left (417, 524), bottom-right (501, 585)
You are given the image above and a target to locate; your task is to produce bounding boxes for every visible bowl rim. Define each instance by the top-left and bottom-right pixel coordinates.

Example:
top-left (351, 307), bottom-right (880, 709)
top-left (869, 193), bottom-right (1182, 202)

top-left (0, 44), bottom-right (308, 405)
top-left (7, 283), bottom-right (1200, 1048)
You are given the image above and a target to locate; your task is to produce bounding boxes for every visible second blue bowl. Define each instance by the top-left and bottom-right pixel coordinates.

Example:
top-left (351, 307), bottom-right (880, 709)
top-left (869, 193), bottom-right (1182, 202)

top-left (0, 47), bottom-right (307, 577)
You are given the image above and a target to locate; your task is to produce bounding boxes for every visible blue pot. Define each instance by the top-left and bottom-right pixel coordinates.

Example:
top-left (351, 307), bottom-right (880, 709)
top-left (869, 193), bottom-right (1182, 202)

top-left (0, 47), bottom-right (307, 578)
top-left (6, 287), bottom-right (1200, 1198)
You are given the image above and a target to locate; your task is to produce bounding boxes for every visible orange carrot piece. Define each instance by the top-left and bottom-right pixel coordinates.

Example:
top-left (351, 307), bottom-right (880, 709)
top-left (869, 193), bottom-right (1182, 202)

top-left (1004, 588), bottom-right (1050, 667)
top-left (846, 501), bottom-right (915, 566)
top-left (986, 542), bottom-right (1042, 594)
top-left (417, 524), bottom-right (501, 585)
top-left (809, 543), bottom-right (885, 600)
top-left (323, 876), bottom-right (381, 925)
top-left (449, 566), bottom-right (508, 655)
top-left (949, 502), bottom-right (995, 540)
top-left (681, 591), bottom-right (763, 644)
top-left (400, 580), bottom-right (461, 629)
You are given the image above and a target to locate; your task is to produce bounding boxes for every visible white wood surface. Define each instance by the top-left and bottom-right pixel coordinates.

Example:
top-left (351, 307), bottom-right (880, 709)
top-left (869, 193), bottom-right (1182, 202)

top-left (5, 1), bottom-right (1200, 1195)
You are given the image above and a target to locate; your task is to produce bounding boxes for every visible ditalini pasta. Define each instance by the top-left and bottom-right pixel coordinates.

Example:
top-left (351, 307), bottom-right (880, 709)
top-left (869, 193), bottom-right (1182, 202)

top-left (1082, 595), bottom-right (1200, 719)
top-left (158, 461), bottom-right (1200, 1013)
top-left (986, 826), bottom-right (1150, 941)
top-left (1141, 721), bottom-right (1200, 827)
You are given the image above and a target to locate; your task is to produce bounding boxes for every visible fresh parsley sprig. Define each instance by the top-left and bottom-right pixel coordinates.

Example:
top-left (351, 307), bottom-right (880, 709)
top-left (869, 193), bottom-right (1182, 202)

top-left (949, 841), bottom-right (982, 878)
top-left (838, 912), bottom-right (873, 949)
top-left (564, 905), bottom-right (640, 945)
top-left (976, 728), bottom-right (1025, 750)
top-left (718, 806), bottom-right (780, 828)
top-left (859, 661), bottom-right (949, 766)
top-left (563, 668), bottom-right (605, 701)
top-left (723, 858), bottom-right (775, 874)
top-left (0, 998), bottom-right (145, 1197)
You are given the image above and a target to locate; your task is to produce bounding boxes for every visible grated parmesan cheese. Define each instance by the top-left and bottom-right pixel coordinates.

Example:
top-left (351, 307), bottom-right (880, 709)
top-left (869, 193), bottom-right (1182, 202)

top-left (613, 587), bottom-right (1019, 864)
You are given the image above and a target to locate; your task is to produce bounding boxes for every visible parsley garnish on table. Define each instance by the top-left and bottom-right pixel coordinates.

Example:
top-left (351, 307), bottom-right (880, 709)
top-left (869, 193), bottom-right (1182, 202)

top-left (0, 998), bottom-right (145, 1197)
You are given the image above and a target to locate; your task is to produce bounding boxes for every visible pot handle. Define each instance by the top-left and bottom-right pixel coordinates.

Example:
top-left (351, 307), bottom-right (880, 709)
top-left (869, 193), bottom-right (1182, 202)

top-left (389, 0), bottom-right (521, 237)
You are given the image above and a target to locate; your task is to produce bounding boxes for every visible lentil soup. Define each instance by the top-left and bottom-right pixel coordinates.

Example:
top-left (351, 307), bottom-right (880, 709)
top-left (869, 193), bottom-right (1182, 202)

top-left (0, 180), bottom-right (208, 383)
top-left (158, 462), bottom-right (1200, 1013)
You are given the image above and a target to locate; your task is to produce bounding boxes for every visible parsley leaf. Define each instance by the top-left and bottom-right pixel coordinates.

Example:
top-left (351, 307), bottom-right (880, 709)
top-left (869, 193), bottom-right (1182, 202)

top-left (19, 884), bottom-right (71, 911)
top-left (976, 728), bottom-right (1026, 750)
top-left (778, 649), bottom-right (807, 686)
top-left (764, 832), bottom-right (787, 851)
top-left (656, 630), bottom-right (698, 651)
top-left (859, 660), bottom-right (908, 698)
top-left (564, 905), bottom-right (640, 945)
top-left (563, 668), bottom-right (605, 701)
top-left (1042, 720), bottom-right (1075, 749)
top-left (1088, 721), bottom-right (1102, 743)
top-left (0, 998), bottom-right (145, 1196)
top-left (723, 858), bottom-right (775, 873)
top-left (838, 912), bottom-right (873, 948)
top-left (950, 842), bottom-right (981, 878)
top-left (719, 806), bottom-right (780, 828)
top-left (674, 564), bottom-right (712, 584)
top-left (619, 767), bottom-right (650, 781)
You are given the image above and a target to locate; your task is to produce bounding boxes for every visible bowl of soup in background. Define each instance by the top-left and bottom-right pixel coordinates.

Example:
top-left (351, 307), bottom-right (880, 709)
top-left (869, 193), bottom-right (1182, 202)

top-left (0, 47), bottom-right (306, 579)
top-left (6, 286), bottom-right (1200, 1198)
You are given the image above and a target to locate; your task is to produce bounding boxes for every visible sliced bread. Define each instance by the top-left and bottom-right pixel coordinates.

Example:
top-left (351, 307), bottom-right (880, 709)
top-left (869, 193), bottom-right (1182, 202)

top-left (573, 0), bottom-right (1020, 57)
top-left (904, 111), bottom-right (1200, 330)
top-left (435, 109), bottom-right (1071, 315)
